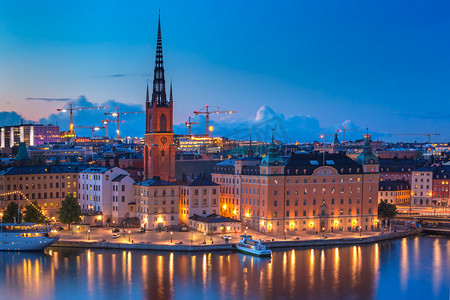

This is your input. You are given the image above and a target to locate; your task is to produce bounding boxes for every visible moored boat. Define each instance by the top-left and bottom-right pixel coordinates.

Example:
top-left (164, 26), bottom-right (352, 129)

top-left (236, 234), bottom-right (271, 257)
top-left (0, 223), bottom-right (60, 251)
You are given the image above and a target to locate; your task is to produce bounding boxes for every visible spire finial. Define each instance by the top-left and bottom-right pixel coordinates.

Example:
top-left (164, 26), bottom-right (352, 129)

top-left (151, 11), bottom-right (167, 106)
top-left (271, 128), bottom-right (275, 143)
top-left (169, 78), bottom-right (173, 102)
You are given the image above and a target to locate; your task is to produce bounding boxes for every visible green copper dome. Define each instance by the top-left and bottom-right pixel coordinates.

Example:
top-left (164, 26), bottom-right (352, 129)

top-left (15, 142), bottom-right (30, 162)
top-left (356, 138), bottom-right (379, 165)
top-left (261, 138), bottom-right (283, 166)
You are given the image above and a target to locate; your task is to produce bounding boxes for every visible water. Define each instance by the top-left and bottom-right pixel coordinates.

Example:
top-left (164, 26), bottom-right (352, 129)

top-left (0, 235), bottom-right (448, 300)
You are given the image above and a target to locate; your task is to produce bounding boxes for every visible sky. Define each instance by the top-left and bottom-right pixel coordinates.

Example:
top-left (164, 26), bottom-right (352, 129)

top-left (0, 0), bottom-right (449, 142)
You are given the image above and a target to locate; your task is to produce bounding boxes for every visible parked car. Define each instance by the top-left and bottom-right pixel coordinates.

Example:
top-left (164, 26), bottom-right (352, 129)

top-left (55, 226), bottom-right (64, 231)
top-left (222, 235), bottom-right (231, 240)
top-left (112, 233), bottom-right (121, 239)
top-left (112, 228), bottom-right (120, 233)
top-left (137, 227), bottom-right (145, 233)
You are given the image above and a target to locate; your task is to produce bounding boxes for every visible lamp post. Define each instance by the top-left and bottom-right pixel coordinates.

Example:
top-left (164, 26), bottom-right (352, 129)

top-left (128, 230), bottom-right (131, 242)
top-left (170, 231), bottom-right (173, 243)
top-left (284, 229), bottom-right (287, 240)
top-left (322, 227), bottom-right (325, 238)
top-left (88, 229), bottom-right (90, 241)
top-left (203, 232), bottom-right (206, 243)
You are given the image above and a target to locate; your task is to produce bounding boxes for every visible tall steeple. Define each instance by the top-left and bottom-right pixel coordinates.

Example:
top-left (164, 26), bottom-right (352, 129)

top-left (169, 79), bottom-right (173, 102)
top-left (146, 79), bottom-right (149, 104)
top-left (151, 13), bottom-right (167, 106)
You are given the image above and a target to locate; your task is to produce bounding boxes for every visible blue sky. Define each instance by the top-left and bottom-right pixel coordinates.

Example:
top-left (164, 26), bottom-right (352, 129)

top-left (0, 0), bottom-right (449, 142)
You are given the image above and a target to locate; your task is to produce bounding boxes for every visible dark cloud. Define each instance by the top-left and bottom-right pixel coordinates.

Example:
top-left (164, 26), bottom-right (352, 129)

top-left (0, 112), bottom-right (34, 126)
top-left (26, 97), bottom-right (72, 102)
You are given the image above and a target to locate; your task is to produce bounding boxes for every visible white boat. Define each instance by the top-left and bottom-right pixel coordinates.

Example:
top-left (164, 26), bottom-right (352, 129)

top-left (236, 234), bottom-right (272, 257)
top-left (0, 223), bottom-right (60, 251)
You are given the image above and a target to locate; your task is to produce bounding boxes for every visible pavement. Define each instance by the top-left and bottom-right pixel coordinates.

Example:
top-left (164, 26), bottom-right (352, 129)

top-left (57, 226), bottom-right (387, 246)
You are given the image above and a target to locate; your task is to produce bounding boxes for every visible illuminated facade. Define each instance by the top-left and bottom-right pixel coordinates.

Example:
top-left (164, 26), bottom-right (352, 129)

top-left (212, 138), bottom-right (379, 235)
top-left (0, 165), bottom-right (88, 218)
top-left (134, 177), bottom-right (179, 230)
top-left (378, 180), bottom-right (411, 205)
top-left (175, 135), bottom-right (223, 154)
top-left (0, 125), bottom-right (60, 148)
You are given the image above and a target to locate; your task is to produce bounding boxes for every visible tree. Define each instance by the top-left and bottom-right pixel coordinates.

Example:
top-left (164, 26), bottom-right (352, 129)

top-left (378, 200), bottom-right (398, 229)
top-left (58, 194), bottom-right (82, 230)
top-left (2, 202), bottom-right (23, 223)
top-left (23, 201), bottom-right (46, 224)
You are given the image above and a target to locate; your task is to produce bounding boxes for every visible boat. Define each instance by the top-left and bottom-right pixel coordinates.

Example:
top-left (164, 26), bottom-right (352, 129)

top-left (0, 223), bottom-right (60, 251)
top-left (236, 234), bottom-right (272, 257)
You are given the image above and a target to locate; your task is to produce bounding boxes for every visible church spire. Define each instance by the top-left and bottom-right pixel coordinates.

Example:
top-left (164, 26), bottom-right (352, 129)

top-left (169, 79), bottom-right (173, 102)
top-left (146, 79), bottom-right (149, 104)
top-left (151, 12), bottom-right (167, 106)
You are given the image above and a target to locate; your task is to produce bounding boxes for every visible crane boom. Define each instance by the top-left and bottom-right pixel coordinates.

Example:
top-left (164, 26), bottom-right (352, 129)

top-left (194, 105), bottom-right (237, 136)
top-left (185, 115), bottom-right (199, 135)
top-left (56, 103), bottom-right (108, 136)
top-left (74, 125), bottom-right (105, 139)
top-left (103, 107), bottom-right (144, 139)
top-left (336, 126), bottom-right (361, 142)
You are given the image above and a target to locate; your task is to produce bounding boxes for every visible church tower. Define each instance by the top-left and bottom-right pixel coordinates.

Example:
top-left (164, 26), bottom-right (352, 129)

top-left (144, 15), bottom-right (176, 182)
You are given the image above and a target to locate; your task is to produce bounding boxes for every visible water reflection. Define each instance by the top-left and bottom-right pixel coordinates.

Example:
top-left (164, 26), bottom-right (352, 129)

top-left (0, 236), bottom-right (448, 299)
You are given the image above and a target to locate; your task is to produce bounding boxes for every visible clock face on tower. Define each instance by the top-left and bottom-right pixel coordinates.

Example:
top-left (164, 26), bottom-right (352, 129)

top-left (161, 136), bottom-right (167, 144)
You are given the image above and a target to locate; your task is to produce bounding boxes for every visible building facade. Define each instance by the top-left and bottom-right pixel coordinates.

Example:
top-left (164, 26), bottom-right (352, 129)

top-left (179, 175), bottom-right (220, 225)
top-left (411, 168), bottom-right (434, 206)
top-left (212, 138), bottom-right (380, 235)
top-left (1, 125), bottom-right (60, 149)
top-left (134, 177), bottom-right (179, 230)
top-left (0, 165), bottom-right (88, 218)
top-left (78, 167), bottom-right (134, 224)
top-left (378, 180), bottom-right (411, 205)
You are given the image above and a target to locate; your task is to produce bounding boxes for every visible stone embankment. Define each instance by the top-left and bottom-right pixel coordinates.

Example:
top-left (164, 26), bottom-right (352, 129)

top-left (51, 229), bottom-right (421, 252)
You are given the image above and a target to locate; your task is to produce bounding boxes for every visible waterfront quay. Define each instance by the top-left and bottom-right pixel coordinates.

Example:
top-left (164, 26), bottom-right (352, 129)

top-left (52, 226), bottom-right (419, 251)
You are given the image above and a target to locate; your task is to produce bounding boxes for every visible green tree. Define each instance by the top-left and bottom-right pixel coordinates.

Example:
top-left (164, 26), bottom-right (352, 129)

top-left (23, 201), bottom-right (46, 224)
top-left (58, 194), bottom-right (82, 230)
top-left (378, 200), bottom-right (398, 229)
top-left (2, 202), bottom-right (23, 223)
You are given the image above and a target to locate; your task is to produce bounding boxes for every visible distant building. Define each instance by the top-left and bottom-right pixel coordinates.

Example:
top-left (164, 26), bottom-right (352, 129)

top-left (378, 180), bottom-right (411, 205)
top-left (0, 164), bottom-right (88, 218)
top-left (178, 175), bottom-right (220, 225)
top-left (411, 167), bottom-right (434, 206)
top-left (432, 165), bottom-right (449, 207)
top-left (1, 125), bottom-right (60, 149)
top-left (379, 158), bottom-right (422, 183)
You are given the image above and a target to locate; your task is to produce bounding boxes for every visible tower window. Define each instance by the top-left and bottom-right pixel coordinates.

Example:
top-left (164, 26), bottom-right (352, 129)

top-left (160, 113), bottom-right (167, 132)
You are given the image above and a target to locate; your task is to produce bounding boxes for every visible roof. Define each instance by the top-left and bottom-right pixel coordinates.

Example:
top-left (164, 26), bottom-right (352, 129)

top-left (379, 180), bottom-right (410, 191)
top-left (188, 213), bottom-right (241, 224)
top-left (355, 138), bottom-right (379, 165)
top-left (112, 174), bottom-right (128, 182)
top-left (285, 152), bottom-right (363, 175)
top-left (80, 166), bottom-right (112, 173)
top-left (135, 176), bottom-right (177, 186)
top-left (216, 159), bottom-right (235, 166)
top-left (182, 175), bottom-right (218, 187)
top-left (0, 164), bottom-right (89, 176)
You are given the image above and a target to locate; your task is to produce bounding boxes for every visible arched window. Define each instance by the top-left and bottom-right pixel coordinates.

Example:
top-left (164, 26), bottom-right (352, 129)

top-left (160, 113), bottom-right (167, 132)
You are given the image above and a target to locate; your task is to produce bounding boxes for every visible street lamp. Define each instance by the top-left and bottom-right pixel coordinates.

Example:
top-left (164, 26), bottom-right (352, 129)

top-left (128, 230), bottom-right (131, 242)
top-left (170, 231), bottom-right (173, 243)
top-left (203, 232), bottom-right (206, 243)
top-left (322, 227), bottom-right (325, 238)
top-left (88, 229), bottom-right (90, 241)
top-left (284, 229), bottom-right (287, 240)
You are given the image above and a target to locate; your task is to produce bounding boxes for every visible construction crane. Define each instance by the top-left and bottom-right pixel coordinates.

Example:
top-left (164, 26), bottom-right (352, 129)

top-left (74, 126), bottom-right (105, 139)
top-left (336, 126), bottom-right (361, 142)
top-left (104, 107), bottom-right (144, 140)
top-left (194, 105), bottom-right (237, 136)
top-left (185, 115), bottom-right (199, 135)
top-left (101, 119), bottom-right (122, 139)
top-left (391, 133), bottom-right (440, 144)
top-left (56, 103), bottom-right (108, 136)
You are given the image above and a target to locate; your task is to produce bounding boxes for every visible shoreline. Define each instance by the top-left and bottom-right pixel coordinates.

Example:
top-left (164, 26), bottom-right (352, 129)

top-left (50, 229), bottom-right (422, 252)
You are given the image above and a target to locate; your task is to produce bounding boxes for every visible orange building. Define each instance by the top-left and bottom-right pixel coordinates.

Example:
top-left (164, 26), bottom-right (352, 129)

top-left (212, 138), bottom-right (379, 235)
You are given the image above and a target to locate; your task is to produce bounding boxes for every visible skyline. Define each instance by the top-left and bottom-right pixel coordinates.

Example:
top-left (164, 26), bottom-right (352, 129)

top-left (1, 1), bottom-right (449, 142)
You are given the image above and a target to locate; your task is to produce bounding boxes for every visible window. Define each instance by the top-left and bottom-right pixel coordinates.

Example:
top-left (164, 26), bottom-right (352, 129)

top-left (274, 212), bottom-right (277, 218)
top-left (274, 200), bottom-right (278, 207)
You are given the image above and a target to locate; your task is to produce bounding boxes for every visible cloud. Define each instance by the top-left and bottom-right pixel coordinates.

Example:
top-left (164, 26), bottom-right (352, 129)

top-left (25, 97), bottom-right (72, 102)
top-left (40, 96), bottom-right (146, 138)
top-left (0, 112), bottom-right (34, 126)
top-left (174, 105), bottom-right (379, 143)
top-left (91, 73), bottom-right (148, 78)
